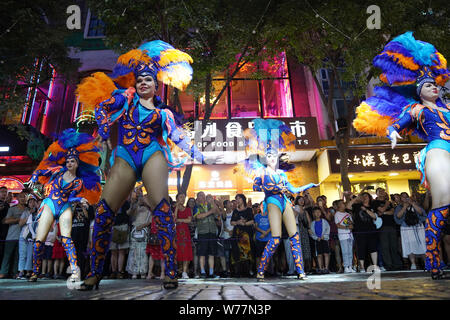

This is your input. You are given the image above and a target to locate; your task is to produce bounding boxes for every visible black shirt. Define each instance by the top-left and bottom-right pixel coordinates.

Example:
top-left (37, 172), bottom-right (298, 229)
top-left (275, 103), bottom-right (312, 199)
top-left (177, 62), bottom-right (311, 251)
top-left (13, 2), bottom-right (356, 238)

top-left (0, 201), bottom-right (10, 240)
top-left (373, 200), bottom-right (396, 228)
top-left (72, 204), bottom-right (92, 245)
top-left (231, 207), bottom-right (254, 236)
top-left (114, 201), bottom-right (130, 226)
top-left (352, 203), bottom-right (376, 232)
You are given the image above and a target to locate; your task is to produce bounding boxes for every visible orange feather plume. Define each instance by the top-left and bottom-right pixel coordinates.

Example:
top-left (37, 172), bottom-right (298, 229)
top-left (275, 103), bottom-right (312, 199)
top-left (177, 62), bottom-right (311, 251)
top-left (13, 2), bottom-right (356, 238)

top-left (76, 72), bottom-right (117, 111)
top-left (117, 49), bottom-right (151, 67)
top-left (353, 102), bottom-right (393, 137)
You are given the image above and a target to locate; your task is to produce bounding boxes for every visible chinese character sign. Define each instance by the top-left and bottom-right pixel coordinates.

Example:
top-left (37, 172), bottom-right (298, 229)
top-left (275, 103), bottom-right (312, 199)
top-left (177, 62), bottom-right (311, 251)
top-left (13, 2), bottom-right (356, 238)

top-left (328, 147), bottom-right (424, 173)
top-left (189, 117), bottom-right (319, 152)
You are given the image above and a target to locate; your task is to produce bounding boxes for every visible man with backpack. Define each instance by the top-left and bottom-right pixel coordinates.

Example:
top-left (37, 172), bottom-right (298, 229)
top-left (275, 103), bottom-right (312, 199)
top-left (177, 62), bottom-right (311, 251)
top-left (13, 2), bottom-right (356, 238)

top-left (394, 192), bottom-right (427, 270)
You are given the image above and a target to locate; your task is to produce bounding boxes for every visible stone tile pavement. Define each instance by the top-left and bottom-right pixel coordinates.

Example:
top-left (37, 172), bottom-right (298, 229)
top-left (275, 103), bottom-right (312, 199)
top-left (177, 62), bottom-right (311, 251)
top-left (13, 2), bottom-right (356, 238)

top-left (0, 270), bottom-right (449, 300)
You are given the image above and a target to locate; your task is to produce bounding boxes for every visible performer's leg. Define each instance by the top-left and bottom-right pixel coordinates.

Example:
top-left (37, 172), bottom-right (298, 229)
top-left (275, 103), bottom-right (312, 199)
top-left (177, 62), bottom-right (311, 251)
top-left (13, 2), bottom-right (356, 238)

top-left (424, 149), bottom-right (450, 279)
top-left (425, 205), bottom-right (449, 278)
top-left (80, 158), bottom-right (136, 290)
top-left (142, 151), bottom-right (177, 289)
top-left (283, 204), bottom-right (306, 278)
top-left (257, 203), bottom-right (282, 279)
top-left (29, 205), bottom-right (54, 281)
top-left (59, 208), bottom-right (79, 281)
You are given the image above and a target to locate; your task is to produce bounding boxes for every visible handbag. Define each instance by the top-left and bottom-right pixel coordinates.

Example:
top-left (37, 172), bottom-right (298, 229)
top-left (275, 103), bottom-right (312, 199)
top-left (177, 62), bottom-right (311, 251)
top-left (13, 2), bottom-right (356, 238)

top-left (148, 233), bottom-right (160, 246)
top-left (131, 226), bottom-right (147, 242)
top-left (112, 224), bottom-right (129, 244)
top-left (374, 216), bottom-right (383, 229)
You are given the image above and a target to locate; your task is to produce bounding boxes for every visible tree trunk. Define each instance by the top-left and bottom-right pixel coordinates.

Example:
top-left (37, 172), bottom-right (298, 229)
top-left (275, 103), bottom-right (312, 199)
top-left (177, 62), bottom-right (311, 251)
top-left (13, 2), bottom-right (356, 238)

top-left (204, 72), bottom-right (212, 120)
top-left (332, 67), bottom-right (352, 192)
top-left (179, 164), bottom-right (193, 195)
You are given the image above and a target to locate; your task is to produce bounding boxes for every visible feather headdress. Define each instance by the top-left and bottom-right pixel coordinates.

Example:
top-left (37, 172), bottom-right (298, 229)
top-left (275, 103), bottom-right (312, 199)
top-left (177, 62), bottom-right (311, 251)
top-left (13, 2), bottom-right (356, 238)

top-left (32, 129), bottom-right (101, 205)
top-left (353, 31), bottom-right (450, 137)
top-left (237, 119), bottom-right (296, 177)
top-left (76, 40), bottom-right (193, 112)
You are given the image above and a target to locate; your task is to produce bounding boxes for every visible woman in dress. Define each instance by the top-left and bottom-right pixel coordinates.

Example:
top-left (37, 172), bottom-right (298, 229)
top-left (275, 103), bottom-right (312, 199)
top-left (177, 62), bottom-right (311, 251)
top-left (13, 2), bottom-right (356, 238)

top-left (126, 187), bottom-right (151, 279)
top-left (174, 193), bottom-right (193, 279)
top-left (294, 196), bottom-right (312, 273)
top-left (353, 31), bottom-right (450, 279)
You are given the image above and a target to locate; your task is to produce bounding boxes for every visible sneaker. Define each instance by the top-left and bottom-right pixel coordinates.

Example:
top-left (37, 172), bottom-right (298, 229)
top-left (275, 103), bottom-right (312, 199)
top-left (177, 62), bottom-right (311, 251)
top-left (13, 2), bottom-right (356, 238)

top-left (360, 269), bottom-right (366, 273)
top-left (344, 267), bottom-right (351, 273)
top-left (410, 264), bottom-right (417, 270)
top-left (380, 266), bottom-right (386, 272)
top-left (200, 272), bottom-right (207, 279)
top-left (194, 274), bottom-right (200, 279)
top-left (182, 272), bottom-right (189, 279)
top-left (209, 273), bottom-right (220, 279)
top-left (16, 272), bottom-right (26, 280)
top-left (131, 274), bottom-right (138, 279)
top-left (323, 269), bottom-right (330, 274)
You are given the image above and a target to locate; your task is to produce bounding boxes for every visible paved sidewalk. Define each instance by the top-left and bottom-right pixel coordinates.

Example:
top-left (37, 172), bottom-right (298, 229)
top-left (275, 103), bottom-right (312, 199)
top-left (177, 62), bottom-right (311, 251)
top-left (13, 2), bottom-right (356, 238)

top-left (0, 270), bottom-right (449, 300)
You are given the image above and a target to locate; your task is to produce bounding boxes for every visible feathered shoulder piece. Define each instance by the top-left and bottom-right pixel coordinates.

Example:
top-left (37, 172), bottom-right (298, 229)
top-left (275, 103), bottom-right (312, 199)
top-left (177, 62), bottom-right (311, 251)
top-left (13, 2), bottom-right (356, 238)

top-left (32, 129), bottom-right (101, 205)
top-left (235, 119), bottom-right (296, 178)
top-left (374, 31), bottom-right (449, 86)
top-left (245, 118), bottom-right (296, 155)
top-left (353, 31), bottom-right (450, 137)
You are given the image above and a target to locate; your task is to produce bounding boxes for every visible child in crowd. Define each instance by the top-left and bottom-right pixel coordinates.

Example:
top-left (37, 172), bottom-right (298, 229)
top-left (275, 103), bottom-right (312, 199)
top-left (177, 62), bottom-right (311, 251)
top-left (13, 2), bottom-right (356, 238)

top-left (334, 200), bottom-right (355, 273)
top-left (309, 207), bottom-right (330, 274)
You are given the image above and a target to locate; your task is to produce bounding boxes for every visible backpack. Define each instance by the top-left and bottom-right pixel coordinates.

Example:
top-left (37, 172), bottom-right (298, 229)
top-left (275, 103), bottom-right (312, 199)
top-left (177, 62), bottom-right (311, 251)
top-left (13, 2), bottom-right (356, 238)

top-left (404, 207), bottom-right (419, 226)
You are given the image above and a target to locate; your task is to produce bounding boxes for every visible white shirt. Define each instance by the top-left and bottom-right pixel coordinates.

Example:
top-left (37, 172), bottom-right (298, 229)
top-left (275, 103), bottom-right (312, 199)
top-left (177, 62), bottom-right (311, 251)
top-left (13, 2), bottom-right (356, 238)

top-left (334, 211), bottom-right (353, 241)
top-left (221, 212), bottom-right (234, 239)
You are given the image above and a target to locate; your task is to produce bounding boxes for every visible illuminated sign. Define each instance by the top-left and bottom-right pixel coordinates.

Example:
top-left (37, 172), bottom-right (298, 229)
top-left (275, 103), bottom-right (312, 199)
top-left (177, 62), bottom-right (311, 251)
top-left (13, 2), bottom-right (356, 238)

top-left (328, 147), bottom-right (423, 173)
top-left (197, 170), bottom-right (233, 189)
top-left (189, 117), bottom-right (320, 152)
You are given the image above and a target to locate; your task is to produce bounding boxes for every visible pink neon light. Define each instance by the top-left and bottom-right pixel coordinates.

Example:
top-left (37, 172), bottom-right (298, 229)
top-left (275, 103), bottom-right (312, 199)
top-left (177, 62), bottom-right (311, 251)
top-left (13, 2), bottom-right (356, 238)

top-left (22, 59), bottom-right (39, 123)
top-left (44, 68), bottom-right (56, 116)
top-left (72, 98), bottom-right (80, 122)
top-left (28, 60), bottom-right (44, 125)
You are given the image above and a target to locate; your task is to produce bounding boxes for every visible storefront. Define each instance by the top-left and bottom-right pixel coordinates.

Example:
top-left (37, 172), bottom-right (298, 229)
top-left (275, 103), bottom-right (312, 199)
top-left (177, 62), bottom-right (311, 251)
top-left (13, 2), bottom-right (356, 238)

top-left (165, 116), bottom-right (321, 202)
top-left (317, 144), bottom-right (426, 201)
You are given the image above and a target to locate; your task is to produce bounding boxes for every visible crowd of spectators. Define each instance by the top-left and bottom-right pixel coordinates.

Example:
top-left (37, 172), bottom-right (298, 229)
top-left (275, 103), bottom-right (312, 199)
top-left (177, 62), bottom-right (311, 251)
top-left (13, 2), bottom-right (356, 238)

top-left (0, 184), bottom-right (449, 281)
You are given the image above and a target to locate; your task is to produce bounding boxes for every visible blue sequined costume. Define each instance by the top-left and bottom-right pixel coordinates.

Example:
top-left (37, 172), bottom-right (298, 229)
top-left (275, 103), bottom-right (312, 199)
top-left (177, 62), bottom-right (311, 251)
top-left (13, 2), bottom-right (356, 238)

top-left (253, 168), bottom-right (316, 215)
top-left (240, 118), bottom-right (318, 279)
top-left (31, 167), bottom-right (83, 221)
top-left (29, 129), bottom-right (101, 280)
top-left (77, 40), bottom-right (199, 287)
top-left (388, 103), bottom-right (450, 187)
top-left (96, 90), bottom-right (204, 179)
top-left (353, 32), bottom-right (450, 278)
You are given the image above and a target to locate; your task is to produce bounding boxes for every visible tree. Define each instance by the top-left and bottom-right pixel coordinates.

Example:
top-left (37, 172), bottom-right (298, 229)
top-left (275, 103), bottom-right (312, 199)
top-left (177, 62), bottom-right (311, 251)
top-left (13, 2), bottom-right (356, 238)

top-left (266, 0), bottom-right (449, 193)
top-left (87, 0), bottom-right (281, 194)
top-left (0, 0), bottom-right (80, 119)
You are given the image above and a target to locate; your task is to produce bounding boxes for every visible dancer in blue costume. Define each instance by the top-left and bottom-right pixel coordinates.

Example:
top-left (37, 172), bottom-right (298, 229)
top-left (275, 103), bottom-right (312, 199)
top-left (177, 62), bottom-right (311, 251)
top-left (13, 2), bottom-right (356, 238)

top-left (242, 119), bottom-right (319, 281)
top-left (27, 129), bottom-right (101, 283)
top-left (354, 32), bottom-right (450, 280)
top-left (76, 40), bottom-right (217, 290)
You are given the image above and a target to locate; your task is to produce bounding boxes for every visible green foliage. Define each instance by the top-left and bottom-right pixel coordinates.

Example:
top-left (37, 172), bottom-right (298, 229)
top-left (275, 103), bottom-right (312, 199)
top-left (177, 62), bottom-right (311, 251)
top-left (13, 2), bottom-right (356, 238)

top-left (86, 0), bottom-right (281, 117)
top-left (266, 0), bottom-right (449, 100)
top-left (26, 134), bottom-right (46, 161)
top-left (0, 0), bottom-right (80, 116)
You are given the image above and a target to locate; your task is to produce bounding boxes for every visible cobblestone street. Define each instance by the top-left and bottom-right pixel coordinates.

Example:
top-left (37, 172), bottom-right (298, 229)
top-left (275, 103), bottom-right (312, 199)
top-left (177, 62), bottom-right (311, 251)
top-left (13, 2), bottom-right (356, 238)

top-left (1, 270), bottom-right (449, 300)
